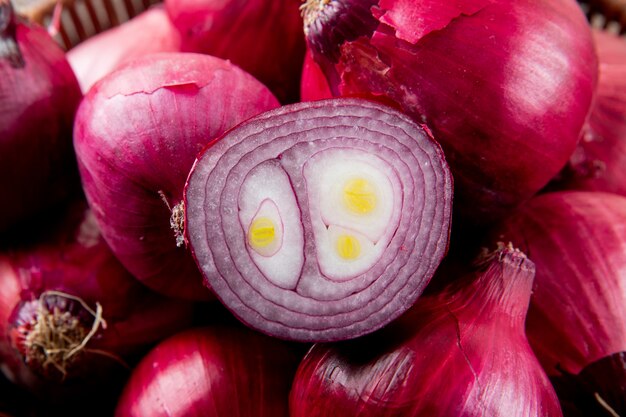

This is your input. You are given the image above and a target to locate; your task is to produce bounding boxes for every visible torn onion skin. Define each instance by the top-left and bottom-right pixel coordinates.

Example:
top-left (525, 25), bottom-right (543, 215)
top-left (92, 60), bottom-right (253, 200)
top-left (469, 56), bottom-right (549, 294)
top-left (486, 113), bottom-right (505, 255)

top-left (0, 0), bottom-right (82, 234)
top-left (494, 191), bottom-right (626, 416)
top-left (115, 326), bottom-right (300, 417)
top-left (165, 0), bottom-right (305, 103)
top-left (302, 0), bottom-right (597, 225)
top-left (0, 201), bottom-right (194, 408)
top-left (73, 52), bottom-right (279, 300)
top-left (184, 98), bottom-right (453, 342)
top-left (290, 245), bottom-right (563, 417)
top-left (67, 5), bottom-right (182, 93)
top-left (549, 29), bottom-right (626, 196)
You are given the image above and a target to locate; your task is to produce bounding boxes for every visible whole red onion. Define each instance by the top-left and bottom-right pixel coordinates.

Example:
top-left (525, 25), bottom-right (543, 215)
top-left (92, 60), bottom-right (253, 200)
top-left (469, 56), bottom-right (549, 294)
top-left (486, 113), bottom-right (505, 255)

top-left (67, 6), bottom-right (182, 93)
top-left (115, 325), bottom-right (300, 417)
top-left (302, 0), bottom-right (597, 224)
top-left (549, 29), bottom-right (626, 195)
top-left (184, 98), bottom-right (452, 342)
top-left (0, 0), bottom-right (82, 234)
top-left (0, 200), bottom-right (194, 410)
top-left (73, 53), bottom-right (279, 300)
top-left (165, 0), bottom-right (305, 103)
top-left (290, 245), bottom-right (562, 417)
top-left (494, 191), bottom-right (626, 416)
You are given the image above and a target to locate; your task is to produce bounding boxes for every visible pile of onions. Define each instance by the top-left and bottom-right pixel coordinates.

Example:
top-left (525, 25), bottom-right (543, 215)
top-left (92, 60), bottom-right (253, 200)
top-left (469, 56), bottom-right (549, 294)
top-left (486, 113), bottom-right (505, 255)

top-left (165, 0), bottom-right (305, 103)
top-left (67, 5), bottom-right (182, 93)
top-left (290, 244), bottom-right (562, 417)
top-left (0, 200), bottom-right (194, 412)
top-left (115, 326), bottom-right (300, 417)
top-left (0, 0), bottom-right (82, 234)
top-left (494, 191), bottom-right (626, 416)
top-left (184, 98), bottom-right (453, 342)
top-left (301, 0), bottom-right (597, 224)
top-left (549, 29), bottom-right (626, 195)
top-left (73, 52), bottom-right (279, 300)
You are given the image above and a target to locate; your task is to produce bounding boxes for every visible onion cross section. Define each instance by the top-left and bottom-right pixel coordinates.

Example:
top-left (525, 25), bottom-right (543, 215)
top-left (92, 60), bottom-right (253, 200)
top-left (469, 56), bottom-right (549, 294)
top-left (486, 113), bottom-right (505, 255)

top-left (184, 98), bottom-right (453, 342)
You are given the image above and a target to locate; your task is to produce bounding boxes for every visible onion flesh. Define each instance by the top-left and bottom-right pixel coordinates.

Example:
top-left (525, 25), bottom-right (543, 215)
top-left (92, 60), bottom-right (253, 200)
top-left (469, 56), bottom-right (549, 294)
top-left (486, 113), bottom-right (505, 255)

top-left (184, 97), bottom-right (453, 342)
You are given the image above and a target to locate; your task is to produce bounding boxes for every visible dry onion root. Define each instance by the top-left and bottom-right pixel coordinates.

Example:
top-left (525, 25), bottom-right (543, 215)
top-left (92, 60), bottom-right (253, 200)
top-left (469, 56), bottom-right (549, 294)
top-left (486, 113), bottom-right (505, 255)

top-left (184, 98), bottom-right (453, 342)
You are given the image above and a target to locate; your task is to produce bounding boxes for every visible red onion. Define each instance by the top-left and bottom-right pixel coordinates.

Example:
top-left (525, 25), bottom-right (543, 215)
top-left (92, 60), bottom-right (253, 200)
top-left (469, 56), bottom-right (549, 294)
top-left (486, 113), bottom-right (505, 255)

top-left (165, 0), bottom-right (305, 103)
top-left (302, 0), bottom-right (597, 224)
top-left (0, 0), bottom-right (82, 233)
top-left (73, 53), bottom-right (279, 300)
top-left (494, 191), bottom-right (626, 416)
top-left (300, 47), bottom-right (332, 102)
top-left (549, 29), bottom-right (626, 195)
top-left (184, 98), bottom-right (453, 342)
top-left (290, 245), bottom-right (562, 417)
top-left (0, 200), bottom-right (194, 406)
top-left (115, 325), bottom-right (300, 417)
top-left (67, 6), bottom-right (182, 93)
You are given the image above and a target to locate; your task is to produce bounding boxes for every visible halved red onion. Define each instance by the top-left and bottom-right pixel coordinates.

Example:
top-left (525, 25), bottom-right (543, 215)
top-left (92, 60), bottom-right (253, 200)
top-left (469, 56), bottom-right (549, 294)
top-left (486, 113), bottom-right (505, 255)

top-left (73, 53), bottom-right (279, 300)
top-left (67, 6), bottom-right (182, 93)
top-left (302, 0), bottom-right (597, 224)
top-left (494, 191), bottom-right (626, 416)
top-left (184, 98), bottom-right (453, 342)
top-left (0, 0), bottom-right (82, 234)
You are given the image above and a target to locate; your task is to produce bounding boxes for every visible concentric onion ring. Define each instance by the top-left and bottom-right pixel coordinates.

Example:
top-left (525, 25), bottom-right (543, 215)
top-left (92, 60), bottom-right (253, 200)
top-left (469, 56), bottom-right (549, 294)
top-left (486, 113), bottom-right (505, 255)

top-left (184, 98), bottom-right (453, 342)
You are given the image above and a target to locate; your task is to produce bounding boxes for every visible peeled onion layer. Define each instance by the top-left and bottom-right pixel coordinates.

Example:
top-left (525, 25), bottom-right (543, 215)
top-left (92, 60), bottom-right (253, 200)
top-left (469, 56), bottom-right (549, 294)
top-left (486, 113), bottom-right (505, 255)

top-left (185, 98), bottom-right (453, 342)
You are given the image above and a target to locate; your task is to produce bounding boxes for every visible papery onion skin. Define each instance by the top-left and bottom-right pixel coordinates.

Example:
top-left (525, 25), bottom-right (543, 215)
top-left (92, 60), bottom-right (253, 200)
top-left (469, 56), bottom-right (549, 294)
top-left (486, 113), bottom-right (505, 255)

top-left (548, 29), bottom-right (626, 195)
top-left (290, 245), bottom-right (562, 417)
top-left (303, 0), bottom-right (597, 224)
top-left (493, 191), bottom-right (626, 416)
top-left (0, 1), bottom-right (82, 233)
top-left (0, 200), bottom-right (194, 408)
top-left (300, 47), bottom-right (332, 102)
top-left (184, 98), bottom-right (453, 342)
top-left (114, 326), bottom-right (300, 417)
top-left (165, 0), bottom-right (305, 103)
top-left (67, 6), bottom-right (182, 93)
top-left (73, 52), bottom-right (279, 300)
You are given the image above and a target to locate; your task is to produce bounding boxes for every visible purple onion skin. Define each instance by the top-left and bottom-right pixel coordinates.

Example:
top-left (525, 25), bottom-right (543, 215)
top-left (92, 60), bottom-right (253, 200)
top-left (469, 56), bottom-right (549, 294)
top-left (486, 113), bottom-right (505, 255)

top-left (115, 326), bottom-right (300, 417)
top-left (0, 4), bottom-right (82, 233)
top-left (0, 200), bottom-right (194, 410)
top-left (290, 247), bottom-right (562, 417)
top-left (73, 52), bottom-right (279, 300)
top-left (165, 0), bottom-right (305, 103)
top-left (303, 0), bottom-right (597, 225)
top-left (184, 98), bottom-right (453, 342)
top-left (548, 30), bottom-right (626, 195)
top-left (493, 191), bottom-right (626, 416)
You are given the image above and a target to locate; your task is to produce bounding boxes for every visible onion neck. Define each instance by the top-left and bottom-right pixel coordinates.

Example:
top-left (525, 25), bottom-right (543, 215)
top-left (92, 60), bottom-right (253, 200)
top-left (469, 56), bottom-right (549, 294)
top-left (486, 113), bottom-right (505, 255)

top-left (449, 244), bottom-right (535, 329)
top-left (301, 0), bottom-right (378, 62)
top-left (0, 0), bottom-right (24, 68)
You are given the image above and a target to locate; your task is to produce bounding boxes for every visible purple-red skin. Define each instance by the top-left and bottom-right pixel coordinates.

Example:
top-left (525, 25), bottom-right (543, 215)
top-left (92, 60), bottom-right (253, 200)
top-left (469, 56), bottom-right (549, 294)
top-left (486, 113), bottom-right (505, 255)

top-left (0, 201), bottom-right (194, 403)
top-left (290, 247), bottom-right (563, 417)
top-left (165, 0), bottom-right (306, 103)
top-left (73, 52), bottom-right (279, 300)
top-left (0, 3), bottom-right (82, 233)
top-left (493, 191), bottom-right (626, 416)
top-left (184, 98), bottom-right (453, 342)
top-left (300, 47), bottom-right (333, 102)
top-left (303, 0), bottom-right (598, 225)
top-left (67, 5), bottom-right (182, 93)
top-left (549, 29), bottom-right (626, 195)
top-left (115, 326), bottom-right (300, 417)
